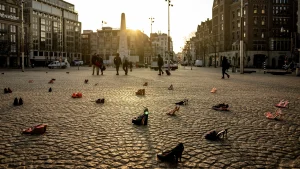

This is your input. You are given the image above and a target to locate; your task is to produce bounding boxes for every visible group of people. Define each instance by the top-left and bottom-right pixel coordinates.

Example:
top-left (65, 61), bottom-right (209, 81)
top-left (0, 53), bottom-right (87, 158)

top-left (92, 53), bottom-right (133, 76)
top-left (91, 54), bottom-right (105, 76)
top-left (92, 53), bottom-right (231, 79)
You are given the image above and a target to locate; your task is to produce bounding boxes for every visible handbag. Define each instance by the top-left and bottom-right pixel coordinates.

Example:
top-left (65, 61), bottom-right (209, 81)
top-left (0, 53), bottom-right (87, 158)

top-left (101, 65), bottom-right (106, 71)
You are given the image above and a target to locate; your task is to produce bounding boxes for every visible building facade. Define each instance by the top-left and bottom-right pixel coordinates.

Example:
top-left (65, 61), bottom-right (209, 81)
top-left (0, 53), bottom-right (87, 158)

top-left (192, 0), bottom-right (298, 68)
top-left (81, 27), bottom-right (152, 65)
top-left (195, 19), bottom-right (212, 67)
top-left (150, 33), bottom-right (174, 61)
top-left (24, 0), bottom-right (81, 66)
top-left (0, 0), bottom-right (21, 67)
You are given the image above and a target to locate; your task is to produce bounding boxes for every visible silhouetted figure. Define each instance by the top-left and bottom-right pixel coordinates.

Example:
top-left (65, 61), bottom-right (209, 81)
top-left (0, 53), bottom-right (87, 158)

top-left (91, 53), bottom-right (97, 75)
top-left (123, 55), bottom-right (129, 75)
top-left (158, 54), bottom-right (164, 75)
top-left (114, 53), bottom-right (122, 75)
top-left (221, 57), bottom-right (230, 79)
top-left (98, 55), bottom-right (104, 75)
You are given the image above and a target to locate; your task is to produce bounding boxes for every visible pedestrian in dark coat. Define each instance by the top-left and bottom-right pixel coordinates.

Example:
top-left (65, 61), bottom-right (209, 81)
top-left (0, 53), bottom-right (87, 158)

top-left (92, 53), bottom-right (99, 75)
top-left (158, 54), bottom-right (164, 75)
top-left (122, 55), bottom-right (129, 75)
top-left (98, 55), bottom-right (104, 75)
top-left (114, 53), bottom-right (122, 75)
top-left (222, 56), bottom-right (230, 79)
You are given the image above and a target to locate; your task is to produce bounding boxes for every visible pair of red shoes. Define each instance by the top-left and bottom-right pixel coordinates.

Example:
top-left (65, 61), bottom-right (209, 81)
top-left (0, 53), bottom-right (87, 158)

top-left (265, 100), bottom-right (289, 120)
top-left (72, 93), bottom-right (82, 98)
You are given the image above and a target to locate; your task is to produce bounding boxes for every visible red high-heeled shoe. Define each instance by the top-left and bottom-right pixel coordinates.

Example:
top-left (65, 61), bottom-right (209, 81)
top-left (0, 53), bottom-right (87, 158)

top-left (275, 100), bottom-right (289, 108)
top-left (265, 109), bottom-right (283, 119)
top-left (274, 100), bottom-right (284, 107)
top-left (210, 87), bottom-right (217, 93)
top-left (167, 106), bottom-right (180, 115)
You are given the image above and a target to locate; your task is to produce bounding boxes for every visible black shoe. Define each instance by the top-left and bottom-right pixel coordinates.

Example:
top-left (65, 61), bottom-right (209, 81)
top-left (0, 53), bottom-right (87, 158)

top-left (205, 130), bottom-right (218, 141)
top-left (157, 143), bottom-right (184, 162)
top-left (13, 98), bottom-right (18, 106)
top-left (116, 73), bottom-right (119, 75)
top-left (4, 88), bottom-right (8, 94)
top-left (158, 74), bottom-right (161, 76)
top-left (96, 98), bottom-right (105, 104)
top-left (19, 98), bottom-right (23, 105)
top-left (7, 88), bottom-right (12, 93)
top-left (48, 88), bottom-right (52, 92)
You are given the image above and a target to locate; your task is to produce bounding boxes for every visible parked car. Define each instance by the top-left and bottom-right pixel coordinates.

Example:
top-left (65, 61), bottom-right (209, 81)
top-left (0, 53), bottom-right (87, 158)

top-left (181, 61), bottom-right (188, 66)
top-left (195, 60), bottom-right (203, 67)
top-left (136, 63), bottom-right (145, 68)
top-left (48, 61), bottom-right (68, 69)
top-left (73, 60), bottom-right (84, 66)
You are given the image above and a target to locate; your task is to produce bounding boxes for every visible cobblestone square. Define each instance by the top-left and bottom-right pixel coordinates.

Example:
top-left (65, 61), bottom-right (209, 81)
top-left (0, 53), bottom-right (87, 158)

top-left (0, 67), bottom-right (300, 169)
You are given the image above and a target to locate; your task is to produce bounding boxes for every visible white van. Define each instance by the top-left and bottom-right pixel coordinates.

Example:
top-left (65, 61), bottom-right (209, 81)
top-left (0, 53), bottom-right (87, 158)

top-left (150, 60), bottom-right (178, 70)
top-left (195, 60), bottom-right (203, 67)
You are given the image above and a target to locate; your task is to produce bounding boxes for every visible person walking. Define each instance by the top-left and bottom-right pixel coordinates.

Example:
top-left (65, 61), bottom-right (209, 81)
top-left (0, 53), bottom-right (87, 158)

top-left (122, 55), bottom-right (129, 75)
top-left (114, 53), bottom-right (122, 75)
top-left (221, 56), bottom-right (230, 79)
top-left (91, 53), bottom-right (99, 75)
top-left (158, 54), bottom-right (164, 75)
top-left (98, 55), bottom-right (104, 75)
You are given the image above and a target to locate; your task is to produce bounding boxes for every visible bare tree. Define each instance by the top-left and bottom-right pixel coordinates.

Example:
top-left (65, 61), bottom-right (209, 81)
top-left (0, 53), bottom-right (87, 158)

top-left (199, 40), bottom-right (207, 67)
top-left (208, 33), bottom-right (218, 68)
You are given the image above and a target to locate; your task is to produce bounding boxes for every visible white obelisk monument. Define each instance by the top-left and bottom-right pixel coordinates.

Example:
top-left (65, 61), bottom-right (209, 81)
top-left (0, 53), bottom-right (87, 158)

top-left (118, 13), bottom-right (129, 60)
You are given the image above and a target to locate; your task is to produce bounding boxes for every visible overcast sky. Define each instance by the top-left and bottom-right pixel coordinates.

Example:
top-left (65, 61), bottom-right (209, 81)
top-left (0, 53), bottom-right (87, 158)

top-left (66, 0), bottom-right (213, 53)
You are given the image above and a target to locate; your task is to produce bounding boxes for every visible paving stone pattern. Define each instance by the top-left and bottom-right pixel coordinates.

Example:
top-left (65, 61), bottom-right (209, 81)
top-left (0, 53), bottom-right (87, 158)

top-left (0, 67), bottom-right (300, 169)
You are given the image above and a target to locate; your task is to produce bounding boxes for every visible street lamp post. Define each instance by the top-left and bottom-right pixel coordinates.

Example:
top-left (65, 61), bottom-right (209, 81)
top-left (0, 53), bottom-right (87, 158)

top-left (149, 17), bottom-right (154, 64)
top-left (240, 0), bottom-right (244, 74)
top-left (166, 0), bottom-right (173, 71)
top-left (21, 0), bottom-right (24, 72)
top-left (149, 17), bottom-right (154, 35)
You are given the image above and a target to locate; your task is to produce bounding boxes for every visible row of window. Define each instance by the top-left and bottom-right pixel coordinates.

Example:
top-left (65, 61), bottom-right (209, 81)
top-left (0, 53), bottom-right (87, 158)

top-left (273, 0), bottom-right (290, 4)
top-left (273, 6), bottom-right (290, 15)
top-left (0, 4), bottom-right (5, 11)
top-left (273, 17), bottom-right (289, 25)
top-left (0, 4), bottom-right (16, 13)
top-left (33, 51), bottom-right (81, 57)
top-left (0, 23), bottom-right (17, 33)
top-left (33, 11), bottom-right (61, 21)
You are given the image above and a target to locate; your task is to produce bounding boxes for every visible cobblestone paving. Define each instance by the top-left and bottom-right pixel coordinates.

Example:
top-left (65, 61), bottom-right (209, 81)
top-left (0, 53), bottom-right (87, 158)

top-left (0, 67), bottom-right (300, 169)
